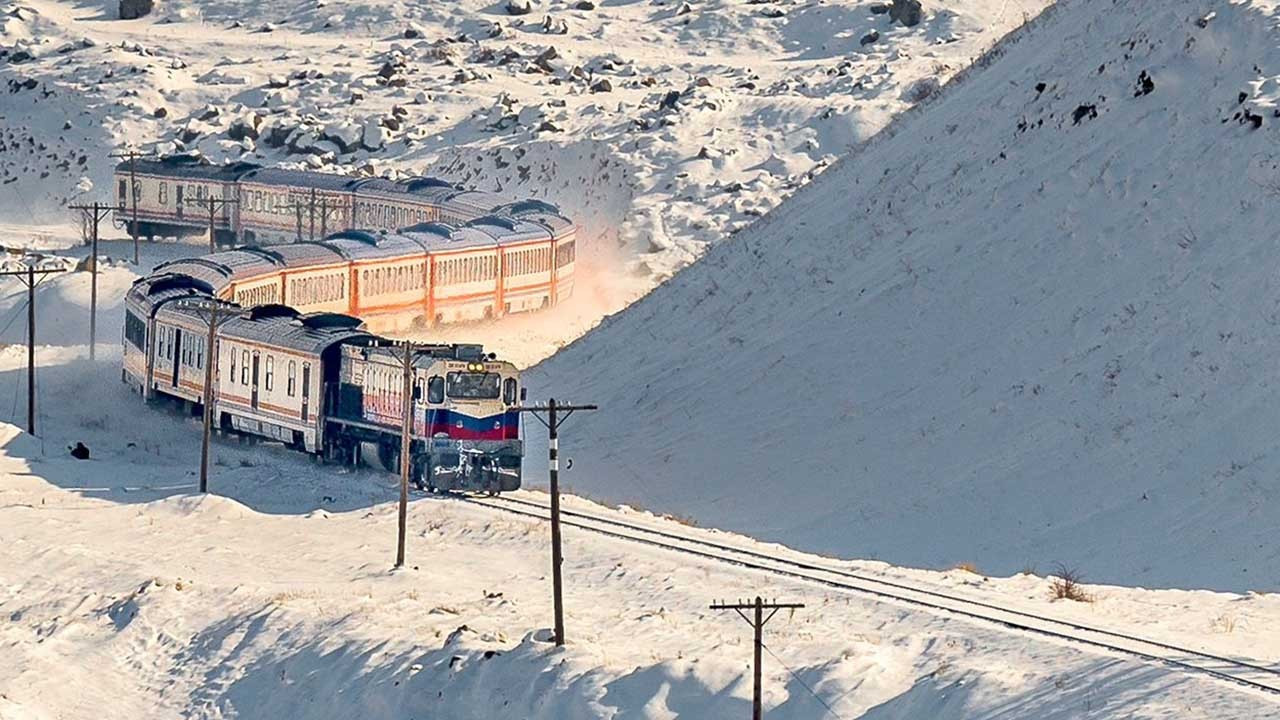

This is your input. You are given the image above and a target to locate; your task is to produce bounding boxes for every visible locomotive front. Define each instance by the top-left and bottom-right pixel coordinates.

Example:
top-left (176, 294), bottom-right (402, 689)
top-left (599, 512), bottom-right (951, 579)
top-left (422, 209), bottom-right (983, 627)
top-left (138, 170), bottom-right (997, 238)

top-left (422, 352), bottom-right (523, 493)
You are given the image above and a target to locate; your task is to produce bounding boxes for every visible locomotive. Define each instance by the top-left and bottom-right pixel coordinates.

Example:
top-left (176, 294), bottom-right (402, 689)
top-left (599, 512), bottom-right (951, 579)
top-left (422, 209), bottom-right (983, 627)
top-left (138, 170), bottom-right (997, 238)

top-left (124, 275), bottom-right (524, 493)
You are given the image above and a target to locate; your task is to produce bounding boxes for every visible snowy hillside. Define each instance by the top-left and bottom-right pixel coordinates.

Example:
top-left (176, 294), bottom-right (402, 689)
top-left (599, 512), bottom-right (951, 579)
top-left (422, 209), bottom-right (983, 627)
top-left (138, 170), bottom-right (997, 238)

top-left (530, 0), bottom-right (1280, 593)
top-left (0, 0), bottom-right (1050, 357)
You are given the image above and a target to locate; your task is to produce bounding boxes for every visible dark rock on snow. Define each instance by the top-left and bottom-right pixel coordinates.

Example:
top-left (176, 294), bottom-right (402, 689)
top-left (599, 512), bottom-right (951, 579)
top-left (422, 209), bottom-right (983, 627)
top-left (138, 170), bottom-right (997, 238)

top-left (889, 0), bottom-right (923, 27)
top-left (119, 0), bottom-right (154, 20)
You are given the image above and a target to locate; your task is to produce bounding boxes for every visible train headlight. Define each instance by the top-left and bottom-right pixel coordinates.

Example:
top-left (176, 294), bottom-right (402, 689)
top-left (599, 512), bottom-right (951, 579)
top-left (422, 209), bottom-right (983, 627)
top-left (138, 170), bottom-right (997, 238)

top-left (466, 362), bottom-right (485, 372)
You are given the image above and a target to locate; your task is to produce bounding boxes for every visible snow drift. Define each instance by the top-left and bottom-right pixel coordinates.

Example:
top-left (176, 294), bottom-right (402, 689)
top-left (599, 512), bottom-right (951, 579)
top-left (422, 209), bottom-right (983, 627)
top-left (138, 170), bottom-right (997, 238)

top-left (529, 0), bottom-right (1280, 593)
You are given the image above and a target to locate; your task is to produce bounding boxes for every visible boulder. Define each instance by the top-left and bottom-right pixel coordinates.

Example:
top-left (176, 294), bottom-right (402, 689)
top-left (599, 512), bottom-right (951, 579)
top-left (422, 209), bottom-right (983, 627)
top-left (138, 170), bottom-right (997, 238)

top-left (322, 120), bottom-right (363, 153)
top-left (900, 76), bottom-right (939, 102)
top-left (590, 78), bottom-right (613, 93)
top-left (860, 29), bottom-right (879, 46)
top-left (574, 0), bottom-right (595, 9)
top-left (506, 0), bottom-right (532, 16)
top-left (119, 0), bottom-right (153, 20)
top-left (361, 118), bottom-right (389, 150)
top-left (889, 0), bottom-right (923, 27)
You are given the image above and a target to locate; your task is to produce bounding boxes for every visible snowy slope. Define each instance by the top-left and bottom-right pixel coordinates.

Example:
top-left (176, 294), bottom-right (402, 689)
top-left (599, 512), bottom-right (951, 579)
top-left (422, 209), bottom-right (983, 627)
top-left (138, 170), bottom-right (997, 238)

top-left (529, 0), bottom-right (1280, 593)
top-left (0, 0), bottom-right (1050, 361)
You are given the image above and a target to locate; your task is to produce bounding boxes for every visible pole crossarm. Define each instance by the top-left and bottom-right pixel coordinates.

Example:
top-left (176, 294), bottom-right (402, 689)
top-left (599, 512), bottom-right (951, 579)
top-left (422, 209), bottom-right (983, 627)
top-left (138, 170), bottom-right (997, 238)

top-left (173, 298), bottom-right (238, 494)
top-left (2, 265), bottom-right (67, 435)
top-left (109, 150), bottom-right (158, 264)
top-left (710, 597), bottom-right (805, 720)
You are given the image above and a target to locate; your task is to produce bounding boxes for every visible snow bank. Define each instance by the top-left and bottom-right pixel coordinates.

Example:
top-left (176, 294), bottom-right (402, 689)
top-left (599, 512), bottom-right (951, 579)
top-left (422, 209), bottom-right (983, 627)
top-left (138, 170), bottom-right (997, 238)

top-left (529, 0), bottom-right (1280, 592)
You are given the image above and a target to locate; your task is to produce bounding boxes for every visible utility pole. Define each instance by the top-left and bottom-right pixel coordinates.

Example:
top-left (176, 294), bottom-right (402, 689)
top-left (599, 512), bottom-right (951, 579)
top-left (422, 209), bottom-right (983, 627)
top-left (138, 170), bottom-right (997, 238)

top-left (513, 398), bottom-right (598, 646)
top-left (1, 264), bottom-right (66, 435)
top-left (709, 597), bottom-right (805, 720)
top-left (68, 202), bottom-right (113, 360)
top-left (395, 341), bottom-right (415, 569)
top-left (175, 298), bottom-right (236, 494)
top-left (109, 149), bottom-right (154, 264)
top-left (184, 195), bottom-right (240, 253)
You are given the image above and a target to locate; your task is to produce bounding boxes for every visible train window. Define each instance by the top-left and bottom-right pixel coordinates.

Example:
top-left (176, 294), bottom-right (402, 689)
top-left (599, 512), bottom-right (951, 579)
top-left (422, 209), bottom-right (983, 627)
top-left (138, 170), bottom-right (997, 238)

top-left (287, 360), bottom-right (296, 397)
top-left (240, 350), bottom-right (250, 384)
top-left (117, 180), bottom-right (127, 207)
top-left (196, 337), bottom-right (204, 370)
top-left (265, 356), bottom-right (274, 391)
top-left (230, 346), bottom-right (237, 384)
top-left (447, 372), bottom-right (501, 399)
top-left (428, 376), bottom-right (444, 404)
top-left (503, 378), bottom-right (518, 405)
top-left (159, 182), bottom-right (168, 206)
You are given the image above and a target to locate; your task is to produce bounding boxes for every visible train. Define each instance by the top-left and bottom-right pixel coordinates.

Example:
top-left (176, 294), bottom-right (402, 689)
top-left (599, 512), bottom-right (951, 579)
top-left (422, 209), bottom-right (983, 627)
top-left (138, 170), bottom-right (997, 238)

top-left (114, 156), bottom-right (577, 330)
top-left (124, 273), bottom-right (524, 493)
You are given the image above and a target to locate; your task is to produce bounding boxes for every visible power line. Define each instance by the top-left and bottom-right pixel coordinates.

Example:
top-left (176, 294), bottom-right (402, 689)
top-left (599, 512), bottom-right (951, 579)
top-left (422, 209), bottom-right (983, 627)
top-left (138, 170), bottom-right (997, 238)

top-left (760, 642), bottom-right (849, 720)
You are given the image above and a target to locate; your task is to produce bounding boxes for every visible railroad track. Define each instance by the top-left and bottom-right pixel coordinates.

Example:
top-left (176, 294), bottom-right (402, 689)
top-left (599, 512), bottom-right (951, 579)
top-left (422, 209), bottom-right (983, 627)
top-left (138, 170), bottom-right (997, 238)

top-left (462, 493), bottom-right (1280, 698)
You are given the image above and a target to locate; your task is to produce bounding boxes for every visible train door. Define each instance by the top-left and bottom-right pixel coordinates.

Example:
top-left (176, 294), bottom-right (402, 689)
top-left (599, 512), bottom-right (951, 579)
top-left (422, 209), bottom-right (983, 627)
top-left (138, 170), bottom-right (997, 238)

top-left (250, 351), bottom-right (260, 409)
top-left (301, 362), bottom-right (312, 422)
top-left (176, 186), bottom-right (185, 219)
top-left (170, 328), bottom-right (182, 388)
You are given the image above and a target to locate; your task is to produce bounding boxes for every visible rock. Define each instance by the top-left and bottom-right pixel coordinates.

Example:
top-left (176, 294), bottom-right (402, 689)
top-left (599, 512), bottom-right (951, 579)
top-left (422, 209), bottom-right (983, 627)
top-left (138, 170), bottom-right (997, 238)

top-left (860, 29), bottom-right (880, 46)
top-left (381, 115), bottom-right (401, 132)
top-left (541, 15), bottom-right (568, 34)
top-left (694, 76), bottom-right (712, 88)
top-left (152, 106), bottom-right (168, 118)
top-left (869, 2), bottom-right (890, 13)
top-left (403, 24), bottom-right (424, 39)
top-left (759, 6), bottom-right (785, 18)
top-left (197, 105), bottom-right (220, 121)
top-left (258, 23), bottom-right (276, 33)
top-left (537, 120), bottom-right (562, 132)
top-left (574, 0), bottom-right (595, 9)
top-left (361, 118), bottom-right (388, 150)
top-left (900, 76), bottom-right (939, 102)
top-left (590, 78), bottom-right (613, 93)
top-left (119, 0), bottom-right (154, 20)
top-left (517, 104), bottom-right (544, 126)
top-left (391, 105), bottom-right (409, 118)
top-left (413, 91), bottom-right (429, 104)
top-left (658, 90), bottom-right (681, 111)
top-left (267, 74), bottom-right (289, 88)
top-left (532, 46), bottom-right (559, 73)
top-left (69, 442), bottom-right (89, 460)
top-left (675, 2), bottom-right (692, 16)
top-left (321, 120), bottom-right (362, 153)
top-left (889, 0), bottom-right (923, 27)
top-left (227, 114), bottom-right (262, 141)
top-left (505, 0), bottom-right (532, 15)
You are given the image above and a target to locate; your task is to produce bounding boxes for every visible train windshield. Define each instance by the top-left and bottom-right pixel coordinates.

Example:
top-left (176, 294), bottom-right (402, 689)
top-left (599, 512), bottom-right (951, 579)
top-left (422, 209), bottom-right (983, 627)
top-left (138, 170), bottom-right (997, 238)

top-left (446, 372), bottom-right (501, 399)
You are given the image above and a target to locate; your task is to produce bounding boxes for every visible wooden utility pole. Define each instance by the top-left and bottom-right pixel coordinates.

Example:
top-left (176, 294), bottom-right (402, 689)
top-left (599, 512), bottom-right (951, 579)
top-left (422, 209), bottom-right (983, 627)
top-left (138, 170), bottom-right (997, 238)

top-left (513, 398), bottom-right (598, 646)
top-left (1, 265), bottom-right (66, 435)
top-left (709, 597), bottom-right (805, 720)
top-left (68, 202), bottom-right (113, 360)
top-left (395, 341), bottom-right (415, 568)
top-left (175, 298), bottom-right (236, 494)
top-left (184, 196), bottom-right (240, 252)
top-left (109, 149), bottom-right (154, 264)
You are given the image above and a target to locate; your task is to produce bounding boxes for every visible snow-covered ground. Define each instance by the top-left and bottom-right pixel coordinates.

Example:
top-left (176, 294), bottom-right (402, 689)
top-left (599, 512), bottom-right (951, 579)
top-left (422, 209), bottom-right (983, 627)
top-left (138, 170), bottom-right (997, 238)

top-left (1, 0), bottom-right (1050, 360)
top-left (529, 0), bottom-right (1280, 594)
top-left (2, 324), bottom-right (1280, 718)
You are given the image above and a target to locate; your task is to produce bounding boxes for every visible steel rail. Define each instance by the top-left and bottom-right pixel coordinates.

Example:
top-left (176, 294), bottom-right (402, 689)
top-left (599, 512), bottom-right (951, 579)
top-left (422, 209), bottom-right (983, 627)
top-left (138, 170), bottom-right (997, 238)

top-left (462, 493), bottom-right (1280, 698)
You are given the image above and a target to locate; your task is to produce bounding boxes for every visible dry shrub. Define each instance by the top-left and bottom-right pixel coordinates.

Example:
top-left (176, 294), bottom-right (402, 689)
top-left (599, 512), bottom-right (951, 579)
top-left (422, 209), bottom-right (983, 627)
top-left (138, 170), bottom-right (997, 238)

top-left (951, 562), bottom-right (980, 574)
top-left (1048, 564), bottom-right (1094, 602)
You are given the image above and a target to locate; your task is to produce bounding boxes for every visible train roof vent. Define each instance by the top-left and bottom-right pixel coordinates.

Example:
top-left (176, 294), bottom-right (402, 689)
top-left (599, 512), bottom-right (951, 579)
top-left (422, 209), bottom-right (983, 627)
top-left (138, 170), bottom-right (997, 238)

top-left (501, 199), bottom-right (559, 215)
top-left (296, 312), bottom-right (365, 330)
top-left (468, 215), bottom-right (518, 231)
top-left (402, 221), bottom-right (457, 236)
top-left (324, 229), bottom-right (382, 245)
top-left (237, 246), bottom-right (287, 265)
top-left (147, 274), bottom-right (214, 296)
top-left (224, 161), bottom-right (262, 174)
top-left (453, 344), bottom-right (485, 361)
top-left (160, 153), bottom-right (208, 166)
top-left (404, 177), bottom-right (457, 191)
top-left (245, 304), bottom-right (299, 321)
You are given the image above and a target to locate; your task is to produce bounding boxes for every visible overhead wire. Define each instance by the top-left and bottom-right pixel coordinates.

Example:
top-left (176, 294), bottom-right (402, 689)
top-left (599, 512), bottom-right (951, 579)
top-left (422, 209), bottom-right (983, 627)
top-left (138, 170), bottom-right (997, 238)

top-left (760, 642), bottom-right (850, 720)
